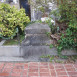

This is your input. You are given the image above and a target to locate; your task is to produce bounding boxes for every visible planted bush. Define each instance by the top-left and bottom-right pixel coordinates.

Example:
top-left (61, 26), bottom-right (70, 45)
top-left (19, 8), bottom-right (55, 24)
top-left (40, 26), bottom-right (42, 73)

top-left (0, 3), bottom-right (30, 39)
top-left (51, 0), bottom-right (77, 54)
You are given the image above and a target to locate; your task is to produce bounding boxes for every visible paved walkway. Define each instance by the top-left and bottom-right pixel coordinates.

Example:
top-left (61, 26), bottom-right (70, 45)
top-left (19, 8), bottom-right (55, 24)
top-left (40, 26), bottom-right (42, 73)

top-left (0, 62), bottom-right (77, 77)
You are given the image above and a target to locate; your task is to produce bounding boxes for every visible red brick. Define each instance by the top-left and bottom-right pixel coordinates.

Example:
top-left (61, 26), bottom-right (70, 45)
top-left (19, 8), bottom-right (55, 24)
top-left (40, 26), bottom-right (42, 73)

top-left (23, 69), bottom-right (28, 72)
top-left (40, 69), bottom-right (49, 72)
top-left (29, 65), bottom-right (38, 69)
top-left (22, 71), bottom-right (27, 76)
top-left (0, 72), bottom-right (10, 76)
top-left (12, 68), bottom-right (23, 73)
top-left (14, 63), bottom-right (24, 66)
top-left (24, 63), bottom-right (28, 69)
top-left (0, 63), bottom-right (4, 69)
top-left (40, 62), bottom-right (48, 66)
top-left (2, 68), bottom-right (12, 72)
top-left (29, 68), bottom-right (38, 72)
top-left (40, 73), bottom-right (50, 76)
top-left (0, 62), bottom-right (77, 77)
top-left (57, 72), bottom-right (67, 76)
top-left (50, 70), bottom-right (56, 76)
top-left (54, 64), bottom-right (63, 66)
top-left (13, 65), bottom-right (23, 69)
top-left (55, 66), bottom-right (64, 69)
top-left (74, 64), bottom-right (77, 68)
top-left (28, 72), bottom-right (39, 76)
top-left (4, 63), bottom-right (14, 68)
top-left (49, 64), bottom-right (54, 69)
top-left (65, 64), bottom-right (73, 68)
top-left (68, 72), bottom-right (77, 76)
top-left (58, 76), bottom-right (68, 77)
top-left (11, 72), bottom-right (21, 76)
top-left (69, 76), bottom-right (77, 77)
top-left (39, 65), bottom-right (48, 69)
top-left (29, 62), bottom-right (38, 66)
top-left (56, 68), bottom-right (65, 72)
top-left (66, 68), bottom-right (76, 71)
top-left (0, 69), bottom-right (2, 72)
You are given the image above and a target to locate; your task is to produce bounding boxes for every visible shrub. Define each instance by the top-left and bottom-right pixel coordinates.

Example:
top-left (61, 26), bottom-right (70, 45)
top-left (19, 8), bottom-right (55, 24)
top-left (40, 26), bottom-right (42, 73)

top-left (0, 3), bottom-right (30, 39)
top-left (51, 0), bottom-right (77, 54)
top-left (58, 1), bottom-right (77, 54)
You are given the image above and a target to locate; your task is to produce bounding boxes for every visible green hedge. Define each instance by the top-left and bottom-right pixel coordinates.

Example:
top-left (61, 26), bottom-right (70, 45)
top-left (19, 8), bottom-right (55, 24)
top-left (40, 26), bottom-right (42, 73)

top-left (0, 3), bottom-right (30, 39)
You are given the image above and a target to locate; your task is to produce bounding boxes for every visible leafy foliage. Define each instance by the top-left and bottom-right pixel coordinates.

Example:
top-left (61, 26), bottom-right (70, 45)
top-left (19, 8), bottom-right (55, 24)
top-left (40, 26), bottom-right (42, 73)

top-left (55, 1), bottom-right (77, 54)
top-left (0, 3), bottom-right (30, 39)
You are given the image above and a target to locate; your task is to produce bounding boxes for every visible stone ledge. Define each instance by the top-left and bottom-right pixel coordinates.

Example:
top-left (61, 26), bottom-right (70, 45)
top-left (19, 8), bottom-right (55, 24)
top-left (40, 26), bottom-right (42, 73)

top-left (0, 46), bottom-right (22, 57)
top-left (0, 46), bottom-right (77, 57)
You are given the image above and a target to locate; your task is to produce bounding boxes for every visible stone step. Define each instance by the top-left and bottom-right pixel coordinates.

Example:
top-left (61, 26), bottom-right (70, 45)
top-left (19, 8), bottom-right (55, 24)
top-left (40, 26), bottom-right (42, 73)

top-left (25, 23), bottom-right (51, 34)
top-left (21, 46), bottom-right (58, 57)
top-left (22, 34), bottom-right (52, 46)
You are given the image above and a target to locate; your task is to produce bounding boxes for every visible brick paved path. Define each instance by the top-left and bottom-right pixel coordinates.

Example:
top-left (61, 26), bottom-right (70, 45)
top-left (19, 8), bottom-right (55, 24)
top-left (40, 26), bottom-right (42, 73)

top-left (0, 62), bottom-right (77, 77)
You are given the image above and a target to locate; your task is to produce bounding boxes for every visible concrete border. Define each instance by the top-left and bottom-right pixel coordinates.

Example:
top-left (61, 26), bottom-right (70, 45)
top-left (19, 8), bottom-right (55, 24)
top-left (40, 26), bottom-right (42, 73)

top-left (0, 45), bottom-right (22, 57)
top-left (0, 40), bottom-right (77, 57)
top-left (0, 45), bottom-right (77, 57)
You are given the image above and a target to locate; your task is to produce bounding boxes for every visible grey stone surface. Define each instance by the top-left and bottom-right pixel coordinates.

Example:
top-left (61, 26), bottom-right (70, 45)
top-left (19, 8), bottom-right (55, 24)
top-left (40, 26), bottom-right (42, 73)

top-left (25, 23), bottom-right (51, 34)
top-left (0, 46), bottom-right (22, 57)
top-left (0, 57), bottom-right (25, 61)
top-left (35, 11), bottom-right (43, 20)
top-left (61, 49), bottom-right (77, 55)
top-left (0, 40), bottom-right (6, 46)
top-left (0, 56), bottom-right (49, 62)
top-left (21, 46), bottom-right (58, 57)
top-left (22, 34), bottom-right (51, 46)
top-left (24, 55), bottom-right (50, 62)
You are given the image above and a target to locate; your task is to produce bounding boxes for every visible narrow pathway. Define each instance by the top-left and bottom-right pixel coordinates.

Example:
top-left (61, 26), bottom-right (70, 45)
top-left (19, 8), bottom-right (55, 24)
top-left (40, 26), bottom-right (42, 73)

top-left (0, 62), bottom-right (77, 77)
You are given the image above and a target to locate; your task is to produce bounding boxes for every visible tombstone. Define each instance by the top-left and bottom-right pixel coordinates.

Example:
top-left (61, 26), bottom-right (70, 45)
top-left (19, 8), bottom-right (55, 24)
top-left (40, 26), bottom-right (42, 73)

top-left (35, 11), bottom-right (43, 20)
top-left (19, 0), bottom-right (31, 19)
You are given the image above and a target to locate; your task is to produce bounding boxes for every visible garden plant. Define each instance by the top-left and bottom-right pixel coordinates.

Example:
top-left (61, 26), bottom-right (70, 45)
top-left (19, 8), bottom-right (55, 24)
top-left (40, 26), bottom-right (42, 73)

top-left (0, 3), bottom-right (30, 39)
top-left (28, 0), bottom-right (77, 56)
top-left (50, 0), bottom-right (77, 56)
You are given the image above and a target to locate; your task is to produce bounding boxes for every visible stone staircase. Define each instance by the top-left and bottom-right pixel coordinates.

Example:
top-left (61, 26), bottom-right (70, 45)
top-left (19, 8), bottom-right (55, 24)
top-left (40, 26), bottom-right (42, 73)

top-left (21, 23), bottom-right (57, 60)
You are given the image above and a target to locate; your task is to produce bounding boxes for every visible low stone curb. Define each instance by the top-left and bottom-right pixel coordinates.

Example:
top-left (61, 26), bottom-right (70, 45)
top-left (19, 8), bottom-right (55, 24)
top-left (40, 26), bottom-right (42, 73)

top-left (0, 46), bottom-right (22, 57)
top-left (0, 45), bottom-right (77, 58)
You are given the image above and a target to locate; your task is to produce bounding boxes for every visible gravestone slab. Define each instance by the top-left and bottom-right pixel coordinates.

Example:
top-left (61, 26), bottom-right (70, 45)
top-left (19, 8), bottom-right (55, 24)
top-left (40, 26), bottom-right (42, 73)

top-left (25, 23), bottom-right (51, 34)
top-left (22, 34), bottom-right (51, 46)
top-left (21, 46), bottom-right (57, 57)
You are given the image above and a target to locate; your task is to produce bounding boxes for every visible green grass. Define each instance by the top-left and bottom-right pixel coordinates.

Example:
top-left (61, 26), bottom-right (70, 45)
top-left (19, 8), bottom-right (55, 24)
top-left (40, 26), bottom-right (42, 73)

top-left (3, 35), bottom-right (25, 45)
